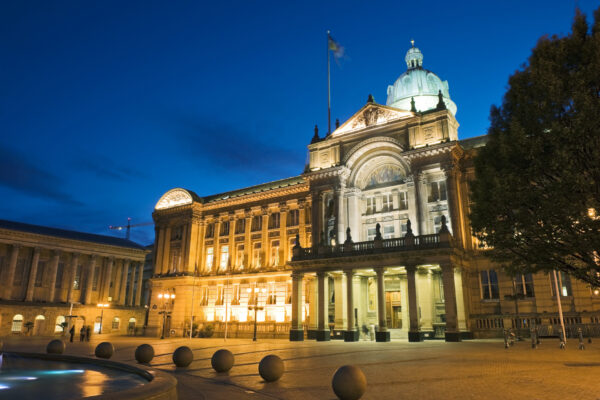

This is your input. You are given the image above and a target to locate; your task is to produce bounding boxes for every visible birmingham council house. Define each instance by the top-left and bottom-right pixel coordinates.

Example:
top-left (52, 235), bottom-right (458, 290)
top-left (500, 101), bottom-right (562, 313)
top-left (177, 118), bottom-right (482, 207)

top-left (148, 43), bottom-right (597, 342)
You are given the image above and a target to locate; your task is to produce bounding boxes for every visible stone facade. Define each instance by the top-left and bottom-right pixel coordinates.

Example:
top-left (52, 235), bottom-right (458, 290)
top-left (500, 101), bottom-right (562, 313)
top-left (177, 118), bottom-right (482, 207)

top-left (0, 220), bottom-right (149, 337)
top-left (149, 44), bottom-right (600, 341)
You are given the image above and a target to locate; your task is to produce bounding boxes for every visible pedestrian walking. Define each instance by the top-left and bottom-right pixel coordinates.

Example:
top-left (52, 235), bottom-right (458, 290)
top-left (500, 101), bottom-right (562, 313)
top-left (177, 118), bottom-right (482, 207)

top-left (86, 326), bottom-right (91, 342)
top-left (69, 326), bottom-right (75, 343)
top-left (79, 326), bottom-right (85, 342)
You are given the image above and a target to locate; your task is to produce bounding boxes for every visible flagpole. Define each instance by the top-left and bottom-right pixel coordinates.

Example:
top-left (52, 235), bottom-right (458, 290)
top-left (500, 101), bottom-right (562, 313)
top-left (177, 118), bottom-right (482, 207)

top-left (327, 30), bottom-right (331, 135)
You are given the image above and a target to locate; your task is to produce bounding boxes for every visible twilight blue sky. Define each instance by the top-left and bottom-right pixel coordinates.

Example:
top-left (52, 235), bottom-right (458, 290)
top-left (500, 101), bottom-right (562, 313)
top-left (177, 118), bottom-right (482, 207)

top-left (0, 0), bottom-right (596, 245)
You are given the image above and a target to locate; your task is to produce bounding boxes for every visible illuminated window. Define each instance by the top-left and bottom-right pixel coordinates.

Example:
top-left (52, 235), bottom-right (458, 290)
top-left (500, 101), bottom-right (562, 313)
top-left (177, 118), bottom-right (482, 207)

top-left (383, 225), bottom-right (394, 239)
top-left (251, 215), bottom-right (262, 232)
top-left (550, 271), bottom-right (572, 297)
top-left (215, 286), bottom-right (224, 305)
top-left (205, 223), bottom-right (215, 238)
top-left (266, 283), bottom-right (277, 305)
top-left (236, 244), bottom-right (245, 269)
top-left (206, 247), bottom-right (214, 270)
top-left (514, 273), bottom-right (535, 298)
top-left (428, 181), bottom-right (447, 202)
top-left (480, 270), bottom-right (499, 299)
top-left (73, 264), bottom-right (82, 290)
top-left (220, 221), bottom-right (230, 236)
top-left (270, 240), bottom-right (280, 266)
top-left (367, 227), bottom-right (376, 241)
top-left (55, 316), bottom-right (65, 333)
top-left (252, 243), bottom-right (262, 268)
top-left (12, 314), bottom-right (23, 333)
top-left (287, 209), bottom-right (300, 226)
top-left (398, 191), bottom-right (408, 210)
top-left (235, 218), bottom-right (245, 234)
top-left (269, 213), bottom-right (280, 229)
top-left (34, 261), bottom-right (46, 287)
top-left (199, 287), bottom-right (209, 306)
top-left (231, 285), bottom-right (240, 305)
top-left (366, 197), bottom-right (376, 214)
top-left (112, 317), bottom-right (120, 330)
top-left (219, 246), bottom-right (229, 271)
top-left (382, 194), bottom-right (392, 212)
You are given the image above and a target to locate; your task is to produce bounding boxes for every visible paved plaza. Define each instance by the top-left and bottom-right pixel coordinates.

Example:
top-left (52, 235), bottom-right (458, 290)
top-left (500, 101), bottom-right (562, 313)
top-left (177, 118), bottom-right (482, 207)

top-left (3, 336), bottom-right (600, 399)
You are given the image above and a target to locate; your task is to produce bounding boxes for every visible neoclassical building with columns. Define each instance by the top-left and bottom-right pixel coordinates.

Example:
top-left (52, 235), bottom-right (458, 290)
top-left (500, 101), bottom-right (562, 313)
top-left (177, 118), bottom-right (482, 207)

top-left (0, 219), bottom-right (149, 336)
top-left (149, 43), bottom-right (600, 342)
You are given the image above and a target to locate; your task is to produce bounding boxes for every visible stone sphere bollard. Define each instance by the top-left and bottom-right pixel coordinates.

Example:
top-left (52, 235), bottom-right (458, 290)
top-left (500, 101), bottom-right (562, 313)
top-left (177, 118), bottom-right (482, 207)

top-left (172, 346), bottom-right (193, 368)
top-left (258, 355), bottom-right (284, 382)
top-left (135, 344), bottom-right (155, 364)
top-left (331, 365), bottom-right (367, 400)
top-left (46, 339), bottom-right (65, 354)
top-left (211, 349), bottom-right (234, 372)
top-left (95, 342), bottom-right (114, 359)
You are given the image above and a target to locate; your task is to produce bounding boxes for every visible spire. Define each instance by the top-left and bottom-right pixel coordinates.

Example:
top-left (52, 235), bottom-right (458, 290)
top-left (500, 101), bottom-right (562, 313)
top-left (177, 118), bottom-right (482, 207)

top-left (367, 94), bottom-right (375, 103)
top-left (436, 90), bottom-right (447, 110)
top-left (311, 125), bottom-right (320, 144)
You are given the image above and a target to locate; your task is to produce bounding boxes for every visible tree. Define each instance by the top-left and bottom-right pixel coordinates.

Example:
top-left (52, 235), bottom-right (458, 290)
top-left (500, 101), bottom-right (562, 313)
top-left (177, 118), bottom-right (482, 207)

top-left (470, 8), bottom-right (600, 287)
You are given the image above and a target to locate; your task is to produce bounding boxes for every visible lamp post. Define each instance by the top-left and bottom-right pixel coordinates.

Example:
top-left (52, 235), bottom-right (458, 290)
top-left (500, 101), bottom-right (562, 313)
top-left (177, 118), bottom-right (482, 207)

top-left (97, 303), bottom-right (109, 334)
top-left (247, 286), bottom-right (266, 341)
top-left (158, 290), bottom-right (176, 340)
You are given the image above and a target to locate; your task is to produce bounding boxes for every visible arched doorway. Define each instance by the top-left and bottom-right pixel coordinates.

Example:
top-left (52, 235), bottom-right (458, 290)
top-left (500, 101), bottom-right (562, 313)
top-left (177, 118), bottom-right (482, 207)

top-left (11, 314), bottom-right (23, 334)
top-left (128, 317), bottom-right (136, 335)
top-left (33, 315), bottom-right (46, 336)
top-left (55, 316), bottom-right (66, 333)
top-left (112, 317), bottom-right (120, 332)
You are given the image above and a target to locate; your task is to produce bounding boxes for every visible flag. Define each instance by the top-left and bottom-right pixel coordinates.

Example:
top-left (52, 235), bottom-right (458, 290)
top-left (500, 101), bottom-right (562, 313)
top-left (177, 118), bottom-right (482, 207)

top-left (328, 34), bottom-right (345, 61)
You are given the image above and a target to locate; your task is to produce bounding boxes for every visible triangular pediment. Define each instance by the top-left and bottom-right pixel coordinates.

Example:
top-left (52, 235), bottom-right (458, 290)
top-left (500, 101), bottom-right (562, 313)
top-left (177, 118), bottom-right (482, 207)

top-left (331, 103), bottom-right (414, 137)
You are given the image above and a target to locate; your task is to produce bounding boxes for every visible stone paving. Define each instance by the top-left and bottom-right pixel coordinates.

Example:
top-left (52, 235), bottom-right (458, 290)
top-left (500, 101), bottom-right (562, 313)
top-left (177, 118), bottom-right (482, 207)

top-left (3, 335), bottom-right (600, 400)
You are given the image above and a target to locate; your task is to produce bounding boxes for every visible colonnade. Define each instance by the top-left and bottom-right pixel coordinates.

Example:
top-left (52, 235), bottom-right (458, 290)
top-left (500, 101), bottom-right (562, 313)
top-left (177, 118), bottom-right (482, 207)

top-left (0, 244), bottom-right (144, 306)
top-left (290, 262), bottom-right (462, 342)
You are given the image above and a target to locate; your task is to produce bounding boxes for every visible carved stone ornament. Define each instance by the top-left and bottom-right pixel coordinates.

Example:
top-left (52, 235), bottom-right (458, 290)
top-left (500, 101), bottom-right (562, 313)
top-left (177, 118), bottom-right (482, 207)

top-left (334, 105), bottom-right (412, 136)
top-left (155, 188), bottom-right (193, 210)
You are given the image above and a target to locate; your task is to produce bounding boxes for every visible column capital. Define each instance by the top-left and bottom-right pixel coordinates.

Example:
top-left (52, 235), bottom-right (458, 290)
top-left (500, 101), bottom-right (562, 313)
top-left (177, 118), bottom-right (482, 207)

top-left (343, 268), bottom-right (354, 276)
top-left (375, 267), bottom-right (385, 277)
top-left (52, 249), bottom-right (61, 257)
top-left (405, 264), bottom-right (418, 273)
top-left (291, 271), bottom-right (304, 280)
top-left (439, 261), bottom-right (454, 271)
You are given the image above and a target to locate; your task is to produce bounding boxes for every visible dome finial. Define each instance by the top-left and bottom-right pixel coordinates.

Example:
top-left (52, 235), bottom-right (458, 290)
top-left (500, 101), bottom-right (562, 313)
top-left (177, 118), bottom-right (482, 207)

top-left (410, 39), bottom-right (414, 47)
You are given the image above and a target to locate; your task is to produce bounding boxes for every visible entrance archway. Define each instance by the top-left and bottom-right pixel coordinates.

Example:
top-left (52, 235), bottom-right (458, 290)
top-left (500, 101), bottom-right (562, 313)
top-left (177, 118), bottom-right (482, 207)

top-left (33, 315), bottom-right (46, 336)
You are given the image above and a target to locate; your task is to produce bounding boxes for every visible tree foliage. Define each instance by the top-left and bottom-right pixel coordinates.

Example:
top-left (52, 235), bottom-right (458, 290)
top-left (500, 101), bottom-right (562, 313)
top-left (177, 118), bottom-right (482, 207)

top-left (470, 8), bottom-right (600, 286)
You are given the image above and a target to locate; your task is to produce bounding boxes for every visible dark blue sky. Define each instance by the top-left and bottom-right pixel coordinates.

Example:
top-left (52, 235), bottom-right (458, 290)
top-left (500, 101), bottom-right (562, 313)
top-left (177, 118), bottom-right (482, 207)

top-left (1, 0), bottom-right (596, 245)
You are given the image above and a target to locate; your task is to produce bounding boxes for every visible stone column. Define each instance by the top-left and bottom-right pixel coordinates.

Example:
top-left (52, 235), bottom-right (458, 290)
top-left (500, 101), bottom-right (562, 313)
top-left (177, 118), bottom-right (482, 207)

top-left (135, 262), bottom-right (144, 306)
top-left (441, 262), bottom-right (461, 342)
top-left (335, 184), bottom-right (346, 245)
top-left (186, 217), bottom-right (200, 274)
top-left (214, 219), bottom-right (222, 272)
top-left (67, 253), bottom-right (80, 303)
top-left (376, 268), bottom-right (390, 342)
top-left (47, 251), bottom-right (61, 302)
top-left (307, 276), bottom-right (318, 337)
top-left (344, 269), bottom-right (358, 341)
top-left (161, 226), bottom-right (171, 275)
top-left (103, 258), bottom-right (114, 302)
top-left (406, 265), bottom-right (423, 342)
top-left (127, 262), bottom-right (136, 306)
top-left (25, 247), bottom-right (41, 302)
top-left (83, 255), bottom-right (96, 304)
top-left (333, 274), bottom-right (347, 333)
top-left (417, 269), bottom-right (434, 332)
top-left (413, 172), bottom-right (425, 235)
top-left (443, 166), bottom-right (459, 243)
top-left (289, 272), bottom-right (304, 341)
top-left (4, 245), bottom-right (20, 299)
top-left (279, 206), bottom-right (288, 265)
top-left (346, 190), bottom-right (361, 242)
top-left (243, 213), bottom-right (252, 271)
top-left (180, 223), bottom-right (189, 273)
top-left (154, 226), bottom-right (164, 275)
top-left (298, 201), bottom-right (306, 247)
top-left (261, 209), bottom-right (269, 268)
top-left (119, 260), bottom-right (130, 305)
top-left (316, 271), bottom-right (330, 341)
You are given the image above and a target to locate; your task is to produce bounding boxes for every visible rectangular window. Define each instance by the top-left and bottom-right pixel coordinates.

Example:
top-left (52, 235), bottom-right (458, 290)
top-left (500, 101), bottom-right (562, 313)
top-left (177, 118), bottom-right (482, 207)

top-left (206, 247), bottom-right (214, 270)
top-left (73, 264), bottom-right (83, 290)
top-left (383, 225), bottom-right (394, 239)
top-left (398, 192), bottom-right (408, 210)
top-left (205, 223), bottom-right (215, 238)
top-left (366, 197), bottom-right (376, 215)
top-left (551, 271), bottom-right (572, 296)
top-left (171, 226), bottom-right (183, 241)
top-left (287, 209), bottom-right (300, 226)
top-left (267, 284), bottom-right (277, 304)
top-left (514, 273), bottom-right (535, 298)
top-left (251, 215), bottom-right (262, 232)
top-left (235, 218), bottom-right (246, 234)
top-left (92, 265), bottom-right (100, 290)
top-left (269, 213), bottom-right (280, 229)
top-left (367, 227), bottom-right (376, 241)
top-left (171, 249), bottom-right (181, 272)
top-left (236, 244), bottom-right (245, 269)
top-left (428, 181), bottom-right (447, 202)
top-left (480, 270), bottom-right (499, 299)
top-left (200, 287), bottom-right (209, 306)
top-left (433, 215), bottom-right (445, 233)
top-left (35, 261), bottom-right (46, 287)
top-left (220, 221), bottom-right (229, 236)
top-left (55, 262), bottom-right (64, 288)
top-left (219, 246), bottom-right (229, 271)
top-left (216, 286), bottom-right (224, 305)
top-left (400, 222), bottom-right (408, 236)
top-left (270, 240), bottom-right (280, 266)
top-left (252, 242), bottom-right (262, 268)
top-left (231, 284), bottom-right (240, 305)
top-left (382, 194), bottom-right (392, 212)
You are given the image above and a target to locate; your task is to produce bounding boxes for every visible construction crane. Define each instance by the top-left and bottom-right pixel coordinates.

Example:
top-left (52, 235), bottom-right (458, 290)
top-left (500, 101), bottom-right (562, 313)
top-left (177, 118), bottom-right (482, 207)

top-left (109, 217), bottom-right (153, 240)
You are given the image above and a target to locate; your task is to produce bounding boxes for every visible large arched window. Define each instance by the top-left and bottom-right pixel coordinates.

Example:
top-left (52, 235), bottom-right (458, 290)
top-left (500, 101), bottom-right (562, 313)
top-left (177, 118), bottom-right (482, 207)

top-left (112, 317), bottom-right (120, 330)
top-left (55, 316), bottom-right (66, 333)
top-left (12, 314), bottom-right (23, 333)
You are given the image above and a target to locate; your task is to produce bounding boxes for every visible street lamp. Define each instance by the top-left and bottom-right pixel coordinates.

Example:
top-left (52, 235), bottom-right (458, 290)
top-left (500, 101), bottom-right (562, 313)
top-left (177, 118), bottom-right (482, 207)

top-left (97, 303), bottom-right (109, 334)
top-left (247, 286), bottom-right (266, 341)
top-left (158, 291), bottom-right (176, 339)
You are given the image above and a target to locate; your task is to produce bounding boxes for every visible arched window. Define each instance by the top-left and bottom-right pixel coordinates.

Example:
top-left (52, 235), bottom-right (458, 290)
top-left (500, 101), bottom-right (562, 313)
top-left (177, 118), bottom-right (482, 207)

top-left (35, 315), bottom-right (45, 321)
top-left (128, 317), bottom-right (136, 331)
top-left (55, 316), bottom-right (66, 332)
top-left (112, 317), bottom-right (120, 330)
top-left (12, 314), bottom-right (23, 333)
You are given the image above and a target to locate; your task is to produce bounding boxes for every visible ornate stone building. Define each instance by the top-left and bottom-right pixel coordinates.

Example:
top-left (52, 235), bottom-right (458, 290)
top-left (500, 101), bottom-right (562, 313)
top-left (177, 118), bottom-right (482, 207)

top-left (149, 43), bottom-right (600, 342)
top-left (0, 219), bottom-right (149, 336)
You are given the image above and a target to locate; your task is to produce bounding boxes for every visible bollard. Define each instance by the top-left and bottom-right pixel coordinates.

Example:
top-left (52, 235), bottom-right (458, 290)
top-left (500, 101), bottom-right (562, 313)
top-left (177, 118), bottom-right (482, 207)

top-left (211, 349), bottom-right (234, 373)
top-left (95, 342), bottom-right (114, 359)
top-left (258, 355), bottom-right (284, 382)
top-left (173, 346), bottom-right (193, 368)
top-left (47, 339), bottom-right (65, 354)
top-left (135, 344), bottom-right (155, 364)
top-left (587, 327), bottom-right (592, 344)
top-left (578, 328), bottom-right (585, 350)
top-left (530, 328), bottom-right (537, 349)
top-left (332, 365), bottom-right (367, 400)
